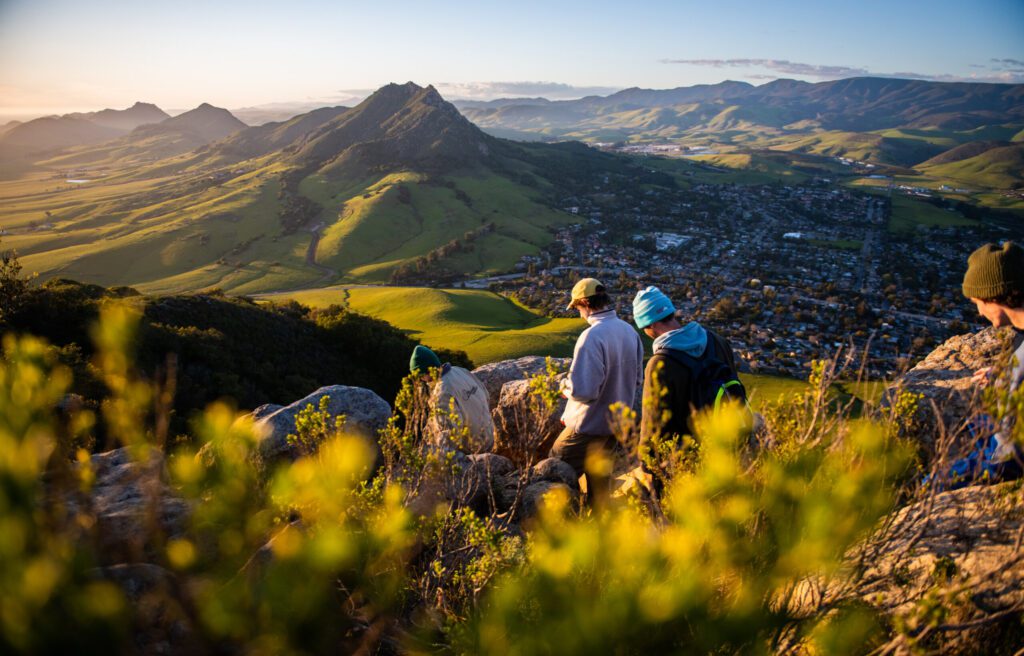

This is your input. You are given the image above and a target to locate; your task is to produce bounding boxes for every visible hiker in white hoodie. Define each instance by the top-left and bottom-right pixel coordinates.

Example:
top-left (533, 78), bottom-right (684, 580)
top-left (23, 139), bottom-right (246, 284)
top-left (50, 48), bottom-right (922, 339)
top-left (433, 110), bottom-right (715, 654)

top-left (550, 278), bottom-right (643, 493)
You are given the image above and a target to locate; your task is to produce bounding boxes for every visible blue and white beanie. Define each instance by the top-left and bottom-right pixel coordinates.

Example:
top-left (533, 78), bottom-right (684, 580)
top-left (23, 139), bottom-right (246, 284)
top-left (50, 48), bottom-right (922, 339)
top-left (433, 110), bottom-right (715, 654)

top-left (632, 286), bottom-right (676, 329)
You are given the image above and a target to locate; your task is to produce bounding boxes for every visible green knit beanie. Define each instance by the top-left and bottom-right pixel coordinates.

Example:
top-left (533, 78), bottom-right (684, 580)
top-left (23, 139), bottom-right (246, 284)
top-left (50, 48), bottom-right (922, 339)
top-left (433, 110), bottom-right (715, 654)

top-left (409, 345), bottom-right (441, 374)
top-left (962, 242), bottom-right (1024, 299)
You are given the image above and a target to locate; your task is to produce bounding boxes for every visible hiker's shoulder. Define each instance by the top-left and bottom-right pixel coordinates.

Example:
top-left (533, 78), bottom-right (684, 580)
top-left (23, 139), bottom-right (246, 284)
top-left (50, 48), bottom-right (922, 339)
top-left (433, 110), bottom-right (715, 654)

top-left (647, 350), bottom-right (687, 373)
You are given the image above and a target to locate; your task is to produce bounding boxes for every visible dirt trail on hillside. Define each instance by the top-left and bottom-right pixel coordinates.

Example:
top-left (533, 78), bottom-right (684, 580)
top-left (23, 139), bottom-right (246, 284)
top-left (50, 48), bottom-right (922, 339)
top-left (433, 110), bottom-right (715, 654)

top-left (305, 222), bottom-right (337, 287)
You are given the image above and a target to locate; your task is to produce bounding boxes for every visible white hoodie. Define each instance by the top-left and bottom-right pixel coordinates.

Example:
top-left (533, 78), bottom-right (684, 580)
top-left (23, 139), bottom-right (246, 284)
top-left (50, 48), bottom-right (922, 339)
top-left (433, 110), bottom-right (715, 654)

top-left (560, 310), bottom-right (644, 435)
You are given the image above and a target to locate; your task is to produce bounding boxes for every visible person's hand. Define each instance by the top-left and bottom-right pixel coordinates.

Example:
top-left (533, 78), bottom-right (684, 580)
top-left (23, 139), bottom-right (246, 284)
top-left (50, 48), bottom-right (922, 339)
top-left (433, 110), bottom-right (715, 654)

top-left (972, 366), bottom-right (993, 387)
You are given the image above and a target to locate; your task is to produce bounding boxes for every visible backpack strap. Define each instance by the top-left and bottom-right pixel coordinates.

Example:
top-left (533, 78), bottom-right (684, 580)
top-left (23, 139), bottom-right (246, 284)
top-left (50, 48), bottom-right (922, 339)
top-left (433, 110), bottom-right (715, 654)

top-left (714, 380), bottom-right (744, 413)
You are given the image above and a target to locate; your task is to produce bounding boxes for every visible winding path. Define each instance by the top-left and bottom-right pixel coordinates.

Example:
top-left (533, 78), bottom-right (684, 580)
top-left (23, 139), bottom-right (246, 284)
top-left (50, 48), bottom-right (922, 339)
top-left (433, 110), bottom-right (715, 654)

top-left (304, 222), bottom-right (338, 288)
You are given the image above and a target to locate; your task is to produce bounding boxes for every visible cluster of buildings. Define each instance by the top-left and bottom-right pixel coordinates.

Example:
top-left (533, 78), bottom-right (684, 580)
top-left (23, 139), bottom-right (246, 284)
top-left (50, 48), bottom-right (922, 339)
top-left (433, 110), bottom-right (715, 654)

top-left (485, 174), bottom-right (999, 380)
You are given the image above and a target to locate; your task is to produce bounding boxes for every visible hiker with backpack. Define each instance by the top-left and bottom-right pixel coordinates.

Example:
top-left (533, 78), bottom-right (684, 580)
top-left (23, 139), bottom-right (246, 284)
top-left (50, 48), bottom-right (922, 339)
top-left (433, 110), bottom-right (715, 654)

top-left (929, 242), bottom-right (1024, 489)
top-left (551, 278), bottom-right (644, 498)
top-left (410, 345), bottom-right (495, 454)
top-left (632, 286), bottom-right (748, 471)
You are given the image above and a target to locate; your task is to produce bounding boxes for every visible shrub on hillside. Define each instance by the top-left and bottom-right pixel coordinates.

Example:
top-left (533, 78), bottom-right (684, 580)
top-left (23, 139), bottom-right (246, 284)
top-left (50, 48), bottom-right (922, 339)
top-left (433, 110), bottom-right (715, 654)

top-left (1, 277), bottom-right (471, 443)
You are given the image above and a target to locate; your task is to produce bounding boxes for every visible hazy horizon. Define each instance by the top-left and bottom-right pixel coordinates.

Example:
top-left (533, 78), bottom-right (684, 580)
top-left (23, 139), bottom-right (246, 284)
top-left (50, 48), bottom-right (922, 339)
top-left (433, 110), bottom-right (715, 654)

top-left (1, 0), bottom-right (1022, 122)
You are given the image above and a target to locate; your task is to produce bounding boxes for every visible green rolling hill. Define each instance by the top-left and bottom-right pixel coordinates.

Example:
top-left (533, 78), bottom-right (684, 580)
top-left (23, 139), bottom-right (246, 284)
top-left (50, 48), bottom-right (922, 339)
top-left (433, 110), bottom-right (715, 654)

top-left (259, 285), bottom-right (586, 364)
top-left (918, 142), bottom-right (1024, 189)
top-left (0, 83), bottom-right (651, 294)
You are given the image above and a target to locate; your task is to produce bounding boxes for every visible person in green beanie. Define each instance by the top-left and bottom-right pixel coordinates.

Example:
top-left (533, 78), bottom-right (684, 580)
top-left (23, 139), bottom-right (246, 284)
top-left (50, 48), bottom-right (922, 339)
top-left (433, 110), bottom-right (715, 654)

top-left (409, 346), bottom-right (494, 454)
top-left (963, 241), bottom-right (1024, 338)
top-left (963, 242), bottom-right (1024, 389)
top-left (410, 345), bottom-right (442, 375)
top-left (931, 241), bottom-right (1024, 489)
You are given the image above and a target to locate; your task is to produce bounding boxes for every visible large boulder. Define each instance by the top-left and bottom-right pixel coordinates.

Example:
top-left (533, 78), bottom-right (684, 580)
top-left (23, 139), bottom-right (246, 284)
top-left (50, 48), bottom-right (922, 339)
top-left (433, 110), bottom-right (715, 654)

top-left (530, 457), bottom-right (580, 490)
top-left (492, 374), bottom-right (568, 466)
top-left (65, 447), bottom-right (191, 565)
top-left (784, 483), bottom-right (1024, 653)
top-left (865, 483), bottom-right (1023, 651)
top-left (492, 457), bottom-right (581, 516)
top-left (251, 403), bottom-right (283, 421)
top-left (887, 327), bottom-right (1013, 457)
top-left (252, 385), bottom-right (391, 463)
top-left (472, 356), bottom-right (571, 410)
top-left (454, 453), bottom-right (516, 515)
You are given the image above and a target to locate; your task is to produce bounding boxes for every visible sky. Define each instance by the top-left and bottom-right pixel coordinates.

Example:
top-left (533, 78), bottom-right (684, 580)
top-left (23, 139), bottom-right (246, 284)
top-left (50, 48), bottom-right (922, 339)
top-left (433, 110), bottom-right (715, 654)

top-left (0, 0), bottom-right (1022, 119)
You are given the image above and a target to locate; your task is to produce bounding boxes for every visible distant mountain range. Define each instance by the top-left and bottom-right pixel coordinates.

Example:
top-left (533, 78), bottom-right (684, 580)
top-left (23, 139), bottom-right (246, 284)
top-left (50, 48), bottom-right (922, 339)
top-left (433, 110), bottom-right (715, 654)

top-left (457, 77), bottom-right (1024, 173)
top-left (0, 83), bottom-right (636, 294)
top-left (0, 102), bottom-right (172, 157)
top-left (5, 102), bottom-right (251, 169)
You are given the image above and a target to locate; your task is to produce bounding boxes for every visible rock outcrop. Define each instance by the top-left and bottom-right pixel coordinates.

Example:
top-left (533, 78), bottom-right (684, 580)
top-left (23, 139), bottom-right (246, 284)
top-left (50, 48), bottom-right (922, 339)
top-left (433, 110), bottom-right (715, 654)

top-left (454, 453), bottom-right (517, 514)
top-left (66, 447), bottom-right (191, 565)
top-left (530, 457), bottom-right (579, 490)
top-left (472, 356), bottom-right (570, 409)
top-left (492, 375), bottom-right (568, 466)
top-left (252, 385), bottom-right (391, 463)
top-left (888, 327), bottom-right (1014, 458)
top-left (865, 482), bottom-right (1024, 617)
top-left (516, 480), bottom-right (575, 520)
top-left (785, 481), bottom-right (1024, 652)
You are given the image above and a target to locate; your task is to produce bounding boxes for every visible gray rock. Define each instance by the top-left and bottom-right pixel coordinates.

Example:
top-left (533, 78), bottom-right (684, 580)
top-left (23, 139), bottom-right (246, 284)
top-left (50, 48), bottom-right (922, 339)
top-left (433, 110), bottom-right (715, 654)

top-left (68, 447), bottom-right (191, 565)
top-left (252, 385), bottom-right (391, 463)
top-left (492, 374), bottom-right (568, 466)
top-left (454, 453), bottom-right (516, 514)
top-left (493, 472), bottom-right (523, 512)
top-left (518, 480), bottom-right (576, 521)
top-left (789, 482), bottom-right (1024, 652)
top-left (467, 452), bottom-right (516, 478)
top-left (472, 356), bottom-right (571, 410)
top-left (531, 457), bottom-right (580, 490)
top-left (251, 403), bottom-right (284, 421)
top-left (887, 327), bottom-right (1013, 458)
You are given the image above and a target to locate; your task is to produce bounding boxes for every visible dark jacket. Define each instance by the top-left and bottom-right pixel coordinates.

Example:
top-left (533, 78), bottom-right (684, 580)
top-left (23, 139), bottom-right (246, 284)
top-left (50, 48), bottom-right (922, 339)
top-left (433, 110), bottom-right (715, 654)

top-left (639, 328), bottom-right (738, 449)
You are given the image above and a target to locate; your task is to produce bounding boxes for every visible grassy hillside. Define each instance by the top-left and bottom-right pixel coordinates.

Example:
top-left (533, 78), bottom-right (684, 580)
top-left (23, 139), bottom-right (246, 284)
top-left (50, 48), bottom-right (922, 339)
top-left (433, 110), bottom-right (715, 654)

top-left (770, 130), bottom-right (946, 167)
top-left (0, 158), bottom-right (330, 294)
top-left (259, 285), bottom-right (585, 364)
top-left (0, 153), bottom-right (577, 293)
top-left (308, 171), bottom-right (570, 282)
top-left (888, 195), bottom-right (977, 233)
top-left (918, 142), bottom-right (1024, 189)
top-left (0, 84), bottom-right (624, 294)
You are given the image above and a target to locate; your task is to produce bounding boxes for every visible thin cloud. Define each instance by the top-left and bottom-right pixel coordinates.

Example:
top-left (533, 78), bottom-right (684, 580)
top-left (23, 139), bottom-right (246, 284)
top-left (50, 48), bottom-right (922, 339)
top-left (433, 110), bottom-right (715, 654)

top-left (660, 58), bottom-right (870, 78)
top-left (991, 58), bottom-right (1024, 67)
top-left (662, 58), bottom-right (1024, 84)
top-left (337, 82), bottom-right (621, 102)
top-left (436, 81), bottom-right (621, 100)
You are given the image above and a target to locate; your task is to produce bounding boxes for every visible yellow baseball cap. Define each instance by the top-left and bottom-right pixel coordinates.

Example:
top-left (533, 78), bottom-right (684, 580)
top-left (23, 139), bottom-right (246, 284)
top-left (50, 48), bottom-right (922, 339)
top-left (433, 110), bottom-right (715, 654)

top-left (566, 278), bottom-right (604, 310)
